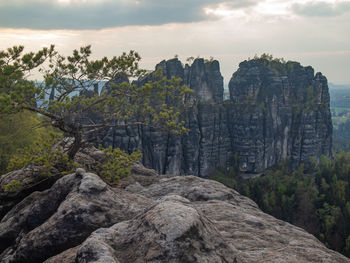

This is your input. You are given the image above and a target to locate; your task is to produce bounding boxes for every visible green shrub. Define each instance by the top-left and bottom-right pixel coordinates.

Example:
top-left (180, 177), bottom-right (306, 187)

top-left (2, 180), bottom-right (22, 192)
top-left (100, 147), bottom-right (141, 185)
top-left (7, 132), bottom-right (77, 176)
top-left (0, 111), bottom-right (60, 174)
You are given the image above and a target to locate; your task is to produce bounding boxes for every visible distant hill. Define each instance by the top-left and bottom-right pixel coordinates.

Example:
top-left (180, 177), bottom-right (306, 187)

top-left (329, 83), bottom-right (350, 108)
top-left (329, 83), bottom-right (350, 90)
top-left (328, 83), bottom-right (350, 152)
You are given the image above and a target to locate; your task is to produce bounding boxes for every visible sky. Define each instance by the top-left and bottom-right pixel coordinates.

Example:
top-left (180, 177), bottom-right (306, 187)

top-left (0, 0), bottom-right (349, 86)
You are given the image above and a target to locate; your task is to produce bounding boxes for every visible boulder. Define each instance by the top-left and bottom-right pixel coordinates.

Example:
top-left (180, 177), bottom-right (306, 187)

top-left (0, 169), bottom-right (151, 262)
top-left (0, 165), bottom-right (348, 262)
top-left (0, 142), bottom-right (106, 221)
top-left (76, 195), bottom-right (238, 263)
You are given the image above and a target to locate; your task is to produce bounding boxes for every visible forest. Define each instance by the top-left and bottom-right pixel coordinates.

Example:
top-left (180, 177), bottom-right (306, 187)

top-left (211, 153), bottom-right (350, 257)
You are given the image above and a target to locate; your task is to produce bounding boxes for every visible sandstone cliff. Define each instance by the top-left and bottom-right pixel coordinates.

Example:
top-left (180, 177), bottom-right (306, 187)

top-left (100, 58), bottom-right (333, 176)
top-left (0, 159), bottom-right (348, 262)
top-left (228, 59), bottom-right (332, 172)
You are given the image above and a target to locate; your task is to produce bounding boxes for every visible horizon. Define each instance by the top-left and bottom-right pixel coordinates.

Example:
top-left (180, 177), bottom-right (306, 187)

top-left (0, 0), bottom-right (349, 85)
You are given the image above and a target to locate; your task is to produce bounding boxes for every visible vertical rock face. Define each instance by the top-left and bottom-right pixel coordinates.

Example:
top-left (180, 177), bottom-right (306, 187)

top-left (228, 59), bottom-right (332, 171)
top-left (100, 58), bottom-right (333, 177)
top-left (186, 58), bottom-right (223, 103)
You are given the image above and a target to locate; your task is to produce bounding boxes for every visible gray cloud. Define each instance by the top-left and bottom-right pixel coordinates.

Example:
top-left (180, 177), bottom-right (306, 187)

top-left (0, 0), bottom-right (257, 30)
top-left (292, 1), bottom-right (350, 17)
top-left (219, 0), bottom-right (258, 9)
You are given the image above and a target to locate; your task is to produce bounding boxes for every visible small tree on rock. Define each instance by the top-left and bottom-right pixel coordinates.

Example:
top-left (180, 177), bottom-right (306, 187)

top-left (0, 45), bottom-right (191, 164)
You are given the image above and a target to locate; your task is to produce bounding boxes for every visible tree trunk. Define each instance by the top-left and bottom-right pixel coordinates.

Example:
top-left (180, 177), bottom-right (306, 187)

top-left (68, 132), bottom-right (82, 160)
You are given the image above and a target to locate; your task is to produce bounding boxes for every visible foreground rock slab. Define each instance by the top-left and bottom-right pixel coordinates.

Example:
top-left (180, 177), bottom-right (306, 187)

top-left (0, 166), bottom-right (349, 263)
top-left (0, 170), bottom-right (151, 262)
top-left (77, 195), bottom-right (239, 263)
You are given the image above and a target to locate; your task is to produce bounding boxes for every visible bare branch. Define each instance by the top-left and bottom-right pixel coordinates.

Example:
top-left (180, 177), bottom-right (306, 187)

top-left (80, 96), bottom-right (108, 113)
top-left (23, 105), bottom-right (61, 121)
top-left (81, 122), bottom-right (146, 130)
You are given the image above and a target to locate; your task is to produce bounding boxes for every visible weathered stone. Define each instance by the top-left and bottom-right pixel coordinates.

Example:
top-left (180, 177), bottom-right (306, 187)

top-left (0, 165), bottom-right (348, 263)
top-left (0, 166), bottom-right (61, 220)
top-left (0, 142), bottom-right (106, 221)
top-left (44, 246), bottom-right (80, 263)
top-left (99, 58), bottom-right (332, 177)
top-left (76, 195), bottom-right (238, 263)
top-left (0, 170), bottom-right (152, 263)
top-left (124, 181), bottom-right (144, 193)
top-left (228, 59), bottom-right (332, 171)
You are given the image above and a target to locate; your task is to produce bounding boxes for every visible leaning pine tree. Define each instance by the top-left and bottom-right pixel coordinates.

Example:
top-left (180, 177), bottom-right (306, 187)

top-left (0, 45), bottom-right (192, 175)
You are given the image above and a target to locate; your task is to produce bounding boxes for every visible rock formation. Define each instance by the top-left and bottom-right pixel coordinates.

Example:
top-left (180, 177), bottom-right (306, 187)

top-left (227, 59), bottom-right (332, 172)
top-left (0, 141), bottom-right (105, 222)
top-left (0, 162), bottom-right (348, 262)
top-left (100, 57), bottom-right (333, 177)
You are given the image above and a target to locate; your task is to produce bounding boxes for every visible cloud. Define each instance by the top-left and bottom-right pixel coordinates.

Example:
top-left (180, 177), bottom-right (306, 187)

top-left (0, 0), bottom-right (258, 30)
top-left (292, 1), bottom-right (350, 17)
top-left (209, 0), bottom-right (258, 9)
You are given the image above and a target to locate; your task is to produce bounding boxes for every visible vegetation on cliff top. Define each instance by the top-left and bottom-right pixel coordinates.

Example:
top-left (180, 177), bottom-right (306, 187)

top-left (246, 53), bottom-right (301, 77)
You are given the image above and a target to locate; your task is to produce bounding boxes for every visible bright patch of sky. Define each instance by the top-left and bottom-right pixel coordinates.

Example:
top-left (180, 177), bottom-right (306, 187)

top-left (0, 0), bottom-right (349, 84)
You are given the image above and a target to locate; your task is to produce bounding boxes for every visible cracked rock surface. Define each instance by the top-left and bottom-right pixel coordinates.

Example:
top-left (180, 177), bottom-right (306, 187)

top-left (0, 164), bottom-right (348, 263)
top-left (101, 58), bottom-right (333, 177)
